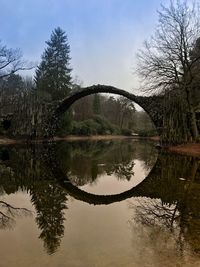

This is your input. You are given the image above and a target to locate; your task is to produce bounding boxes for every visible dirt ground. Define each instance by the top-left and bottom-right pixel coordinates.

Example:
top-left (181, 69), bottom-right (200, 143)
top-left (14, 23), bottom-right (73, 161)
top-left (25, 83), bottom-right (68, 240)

top-left (53, 135), bottom-right (137, 141)
top-left (167, 143), bottom-right (200, 158)
top-left (0, 137), bottom-right (19, 145)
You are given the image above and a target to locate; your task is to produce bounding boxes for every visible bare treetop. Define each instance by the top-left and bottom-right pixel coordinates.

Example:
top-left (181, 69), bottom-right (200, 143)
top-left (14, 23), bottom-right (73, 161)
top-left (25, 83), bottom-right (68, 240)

top-left (0, 40), bottom-right (33, 79)
top-left (137, 0), bottom-right (200, 93)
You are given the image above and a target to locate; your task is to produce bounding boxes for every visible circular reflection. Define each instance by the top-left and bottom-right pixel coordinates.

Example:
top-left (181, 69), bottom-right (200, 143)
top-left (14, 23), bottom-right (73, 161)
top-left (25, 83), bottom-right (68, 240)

top-left (53, 158), bottom-right (158, 205)
top-left (52, 140), bottom-right (159, 205)
top-left (80, 159), bottom-right (152, 195)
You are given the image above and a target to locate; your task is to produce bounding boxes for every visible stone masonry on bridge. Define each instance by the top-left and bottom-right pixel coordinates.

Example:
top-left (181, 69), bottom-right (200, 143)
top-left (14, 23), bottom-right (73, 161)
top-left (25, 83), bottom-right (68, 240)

top-left (48, 84), bottom-right (164, 137)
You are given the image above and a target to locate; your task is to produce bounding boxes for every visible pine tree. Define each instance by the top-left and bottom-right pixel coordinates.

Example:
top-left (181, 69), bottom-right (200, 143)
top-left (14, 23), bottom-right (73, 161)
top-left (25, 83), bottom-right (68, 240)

top-left (35, 27), bottom-right (72, 101)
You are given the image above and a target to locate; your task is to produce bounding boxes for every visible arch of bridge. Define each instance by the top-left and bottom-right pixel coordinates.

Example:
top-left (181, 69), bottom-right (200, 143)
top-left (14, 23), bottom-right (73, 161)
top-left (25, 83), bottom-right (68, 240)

top-left (52, 84), bottom-right (162, 132)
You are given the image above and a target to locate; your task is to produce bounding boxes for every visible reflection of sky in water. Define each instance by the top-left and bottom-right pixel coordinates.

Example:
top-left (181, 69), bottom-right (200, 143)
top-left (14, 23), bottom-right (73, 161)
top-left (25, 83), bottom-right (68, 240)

top-left (81, 159), bottom-right (150, 194)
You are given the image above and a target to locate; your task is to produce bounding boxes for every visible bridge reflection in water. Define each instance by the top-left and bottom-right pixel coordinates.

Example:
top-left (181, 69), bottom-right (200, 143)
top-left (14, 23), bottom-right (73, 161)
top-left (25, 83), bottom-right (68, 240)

top-left (0, 140), bottom-right (200, 258)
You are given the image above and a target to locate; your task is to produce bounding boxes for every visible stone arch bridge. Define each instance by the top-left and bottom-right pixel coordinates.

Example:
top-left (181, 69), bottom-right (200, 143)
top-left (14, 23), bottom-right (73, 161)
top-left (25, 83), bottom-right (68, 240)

top-left (49, 84), bottom-right (164, 136)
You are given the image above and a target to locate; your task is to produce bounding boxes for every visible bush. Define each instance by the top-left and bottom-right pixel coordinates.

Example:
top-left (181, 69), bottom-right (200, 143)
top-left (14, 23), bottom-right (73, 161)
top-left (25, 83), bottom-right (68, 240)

top-left (72, 121), bottom-right (90, 136)
top-left (92, 115), bottom-right (117, 134)
top-left (57, 111), bottom-right (73, 136)
top-left (121, 128), bottom-right (132, 136)
top-left (71, 115), bottom-right (120, 136)
top-left (136, 129), bottom-right (157, 137)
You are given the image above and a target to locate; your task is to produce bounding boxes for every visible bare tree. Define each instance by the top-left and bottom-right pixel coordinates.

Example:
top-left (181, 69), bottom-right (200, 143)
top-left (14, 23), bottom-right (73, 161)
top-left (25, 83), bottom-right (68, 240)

top-left (137, 0), bottom-right (200, 140)
top-left (0, 40), bottom-right (32, 79)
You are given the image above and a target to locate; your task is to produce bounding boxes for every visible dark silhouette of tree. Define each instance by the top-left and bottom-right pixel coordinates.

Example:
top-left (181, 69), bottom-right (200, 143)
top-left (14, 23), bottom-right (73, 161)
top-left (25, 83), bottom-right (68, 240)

top-left (34, 27), bottom-right (73, 135)
top-left (35, 27), bottom-right (72, 101)
top-left (137, 0), bottom-right (200, 141)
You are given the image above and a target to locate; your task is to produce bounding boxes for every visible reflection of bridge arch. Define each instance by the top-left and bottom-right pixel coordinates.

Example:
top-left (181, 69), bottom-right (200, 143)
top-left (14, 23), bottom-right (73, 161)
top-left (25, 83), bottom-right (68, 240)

top-left (51, 84), bottom-right (164, 134)
top-left (57, 179), bottom-right (149, 205)
top-left (53, 156), bottom-right (159, 205)
top-left (53, 151), bottom-right (194, 205)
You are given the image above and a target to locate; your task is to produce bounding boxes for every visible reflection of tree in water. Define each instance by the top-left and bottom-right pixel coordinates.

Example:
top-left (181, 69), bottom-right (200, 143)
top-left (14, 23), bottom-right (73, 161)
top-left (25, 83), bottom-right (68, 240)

top-left (0, 141), bottom-right (157, 255)
top-left (128, 155), bottom-right (200, 258)
top-left (129, 197), bottom-right (200, 266)
top-left (130, 198), bottom-right (180, 230)
top-left (57, 140), bottom-right (157, 186)
top-left (30, 182), bottom-right (68, 255)
top-left (137, 142), bottom-right (158, 173)
top-left (107, 161), bottom-right (135, 181)
top-left (0, 145), bottom-right (68, 255)
top-left (0, 200), bottom-right (32, 229)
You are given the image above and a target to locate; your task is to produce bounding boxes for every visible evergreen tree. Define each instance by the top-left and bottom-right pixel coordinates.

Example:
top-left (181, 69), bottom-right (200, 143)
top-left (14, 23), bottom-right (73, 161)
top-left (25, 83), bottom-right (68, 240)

top-left (35, 27), bottom-right (72, 101)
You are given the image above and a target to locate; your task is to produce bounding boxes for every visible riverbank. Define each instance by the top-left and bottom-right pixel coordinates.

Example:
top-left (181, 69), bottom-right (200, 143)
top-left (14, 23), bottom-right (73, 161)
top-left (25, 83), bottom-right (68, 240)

top-left (53, 135), bottom-right (160, 142)
top-left (166, 143), bottom-right (200, 158)
top-left (0, 135), bottom-right (159, 145)
top-left (0, 137), bottom-right (18, 145)
top-left (0, 136), bottom-right (199, 158)
top-left (0, 135), bottom-right (152, 145)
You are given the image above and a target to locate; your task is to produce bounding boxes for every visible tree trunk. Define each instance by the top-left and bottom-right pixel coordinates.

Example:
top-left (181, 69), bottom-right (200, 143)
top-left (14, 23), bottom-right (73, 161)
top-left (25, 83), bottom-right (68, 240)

top-left (190, 108), bottom-right (199, 140)
top-left (186, 87), bottom-right (199, 141)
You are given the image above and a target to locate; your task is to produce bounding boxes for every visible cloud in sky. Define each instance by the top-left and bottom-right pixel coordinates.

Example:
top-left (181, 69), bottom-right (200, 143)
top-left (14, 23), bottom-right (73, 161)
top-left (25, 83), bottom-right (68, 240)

top-left (0, 0), bottom-right (170, 93)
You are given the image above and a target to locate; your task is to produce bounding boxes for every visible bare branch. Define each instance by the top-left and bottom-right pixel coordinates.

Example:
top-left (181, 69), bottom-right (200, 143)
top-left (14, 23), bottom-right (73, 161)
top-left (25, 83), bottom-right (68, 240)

top-left (0, 41), bottom-right (35, 79)
top-left (137, 0), bottom-right (200, 94)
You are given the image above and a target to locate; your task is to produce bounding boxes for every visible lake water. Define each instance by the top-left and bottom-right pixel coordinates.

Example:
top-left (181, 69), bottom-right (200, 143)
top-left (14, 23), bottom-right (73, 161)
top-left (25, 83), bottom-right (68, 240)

top-left (0, 139), bottom-right (200, 267)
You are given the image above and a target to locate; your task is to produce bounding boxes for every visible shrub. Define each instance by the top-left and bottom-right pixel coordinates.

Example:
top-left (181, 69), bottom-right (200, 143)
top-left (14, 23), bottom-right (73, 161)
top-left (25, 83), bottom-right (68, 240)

top-left (136, 129), bottom-right (157, 137)
top-left (121, 128), bottom-right (132, 136)
top-left (71, 115), bottom-right (120, 136)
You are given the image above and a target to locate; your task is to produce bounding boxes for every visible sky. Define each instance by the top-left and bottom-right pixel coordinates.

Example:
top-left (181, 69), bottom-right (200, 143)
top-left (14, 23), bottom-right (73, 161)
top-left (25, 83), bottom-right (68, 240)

top-left (0, 0), bottom-right (172, 94)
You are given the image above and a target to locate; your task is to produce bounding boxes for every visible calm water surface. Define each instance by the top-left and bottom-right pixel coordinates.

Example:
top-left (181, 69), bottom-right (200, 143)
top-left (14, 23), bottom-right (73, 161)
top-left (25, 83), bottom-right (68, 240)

top-left (0, 139), bottom-right (200, 267)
